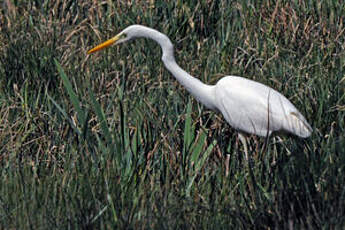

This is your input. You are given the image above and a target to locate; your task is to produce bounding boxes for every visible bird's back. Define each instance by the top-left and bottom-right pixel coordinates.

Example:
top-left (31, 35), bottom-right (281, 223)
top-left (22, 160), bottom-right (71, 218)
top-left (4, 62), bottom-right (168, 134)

top-left (214, 76), bottom-right (312, 137)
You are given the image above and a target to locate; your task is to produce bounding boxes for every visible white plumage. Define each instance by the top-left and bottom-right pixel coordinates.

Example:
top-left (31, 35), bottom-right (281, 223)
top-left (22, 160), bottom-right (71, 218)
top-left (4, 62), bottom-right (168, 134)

top-left (214, 76), bottom-right (312, 138)
top-left (88, 25), bottom-right (312, 156)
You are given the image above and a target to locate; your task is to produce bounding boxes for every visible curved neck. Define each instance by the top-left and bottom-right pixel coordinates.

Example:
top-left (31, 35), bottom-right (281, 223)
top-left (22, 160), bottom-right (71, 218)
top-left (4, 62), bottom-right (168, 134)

top-left (133, 25), bottom-right (216, 110)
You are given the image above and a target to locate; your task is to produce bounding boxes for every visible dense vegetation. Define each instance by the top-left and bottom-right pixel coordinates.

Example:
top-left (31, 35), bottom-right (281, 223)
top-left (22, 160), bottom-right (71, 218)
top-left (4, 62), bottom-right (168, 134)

top-left (1, 0), bottom-right (344, 229)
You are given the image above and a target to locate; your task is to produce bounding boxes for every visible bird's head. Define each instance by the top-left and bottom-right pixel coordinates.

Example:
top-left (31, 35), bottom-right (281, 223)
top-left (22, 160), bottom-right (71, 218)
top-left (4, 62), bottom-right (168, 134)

top-left (87, 25), bottom-right (144, 54)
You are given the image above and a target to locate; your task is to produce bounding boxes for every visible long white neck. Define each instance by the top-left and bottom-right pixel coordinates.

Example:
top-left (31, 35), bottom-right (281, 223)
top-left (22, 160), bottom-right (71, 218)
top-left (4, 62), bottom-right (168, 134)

top-left (131, 25), bottom-right (216, 110)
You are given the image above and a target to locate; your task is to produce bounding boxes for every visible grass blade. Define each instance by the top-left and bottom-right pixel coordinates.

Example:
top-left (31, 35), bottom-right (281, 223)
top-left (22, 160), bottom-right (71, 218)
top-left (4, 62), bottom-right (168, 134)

top-left (54, 58), bottom-right (85, 125)
top-left (89, 86), bottom-right (113, 150)
top-left (183, 100), bottom-right (194, 159)
top-left (46, 93), bottom-right (81, 136)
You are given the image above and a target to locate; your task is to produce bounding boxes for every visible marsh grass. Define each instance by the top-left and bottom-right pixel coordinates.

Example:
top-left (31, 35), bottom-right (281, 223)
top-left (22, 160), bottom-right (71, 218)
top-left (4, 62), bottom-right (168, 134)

top-left (1, 0), bottom-right (345, 229)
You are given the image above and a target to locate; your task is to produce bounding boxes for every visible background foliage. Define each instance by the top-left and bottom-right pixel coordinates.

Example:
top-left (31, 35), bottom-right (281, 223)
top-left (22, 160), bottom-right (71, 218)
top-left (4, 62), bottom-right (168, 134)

top-left (1, 0), bottom-right (344, 229)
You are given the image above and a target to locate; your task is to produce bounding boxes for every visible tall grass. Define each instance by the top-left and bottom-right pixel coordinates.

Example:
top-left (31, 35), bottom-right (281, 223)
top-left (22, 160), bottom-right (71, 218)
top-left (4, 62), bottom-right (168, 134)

top-left (1, 0), bottom-right (345, 229)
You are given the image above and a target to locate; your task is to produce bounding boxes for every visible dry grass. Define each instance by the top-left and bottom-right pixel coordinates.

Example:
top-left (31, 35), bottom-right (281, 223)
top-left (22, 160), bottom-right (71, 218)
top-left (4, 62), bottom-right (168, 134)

top-left (0, 0), bottom-right (344, 229)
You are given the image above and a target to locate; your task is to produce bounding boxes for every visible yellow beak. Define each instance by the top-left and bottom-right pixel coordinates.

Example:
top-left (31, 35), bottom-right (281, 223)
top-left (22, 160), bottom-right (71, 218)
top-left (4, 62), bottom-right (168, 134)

top-left (87, 34), bottom-right (121, 54)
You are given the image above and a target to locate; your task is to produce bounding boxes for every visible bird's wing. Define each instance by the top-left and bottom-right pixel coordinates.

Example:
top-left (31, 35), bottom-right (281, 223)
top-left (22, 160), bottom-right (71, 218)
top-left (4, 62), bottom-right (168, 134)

top-left (215, 77), bottom-right (278, 136)
top-left (215, 76), bottom-right (312, 137)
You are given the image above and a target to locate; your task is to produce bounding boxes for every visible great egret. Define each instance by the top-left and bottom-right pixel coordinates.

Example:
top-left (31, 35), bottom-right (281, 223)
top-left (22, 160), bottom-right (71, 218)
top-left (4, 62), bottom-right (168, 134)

top-left (88, 25), bottom-right (312, 158)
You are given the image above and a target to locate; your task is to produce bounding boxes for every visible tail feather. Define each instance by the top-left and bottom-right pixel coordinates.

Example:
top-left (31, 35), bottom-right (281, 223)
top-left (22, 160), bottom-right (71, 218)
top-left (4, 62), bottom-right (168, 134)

top-left (287, 112), bottom-right (312, 138)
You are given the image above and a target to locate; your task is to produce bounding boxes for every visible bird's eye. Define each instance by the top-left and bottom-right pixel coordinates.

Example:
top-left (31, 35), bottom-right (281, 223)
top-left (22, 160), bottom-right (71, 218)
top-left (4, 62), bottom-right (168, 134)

top-left (120, 33), bottom-right (127, 39)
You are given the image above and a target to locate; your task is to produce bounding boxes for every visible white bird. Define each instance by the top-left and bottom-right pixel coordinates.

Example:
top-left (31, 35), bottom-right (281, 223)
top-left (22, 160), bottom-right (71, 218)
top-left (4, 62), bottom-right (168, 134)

top-left (88, 25), bottom-right (312, 158)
